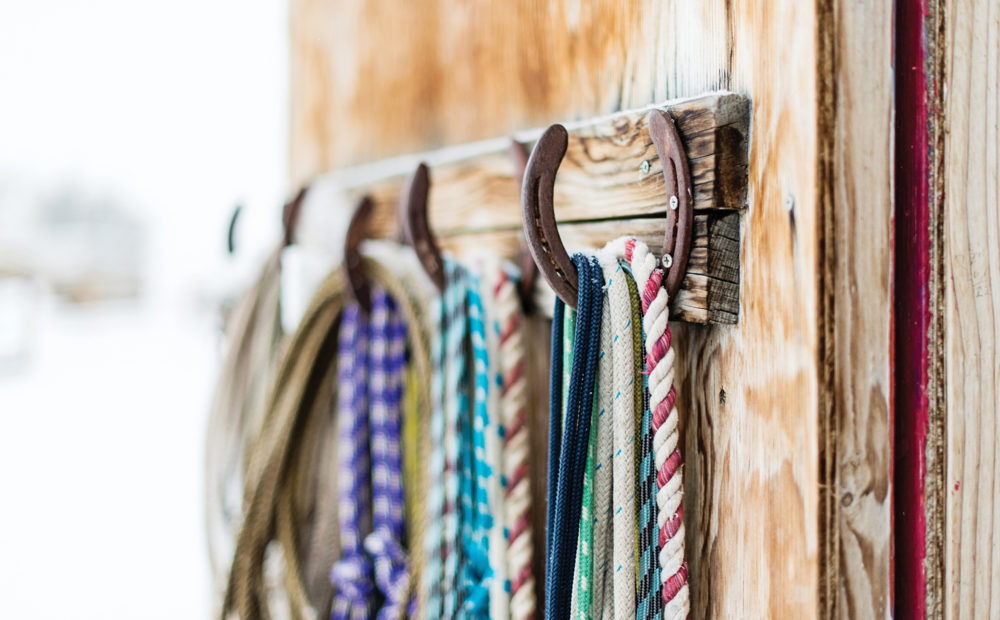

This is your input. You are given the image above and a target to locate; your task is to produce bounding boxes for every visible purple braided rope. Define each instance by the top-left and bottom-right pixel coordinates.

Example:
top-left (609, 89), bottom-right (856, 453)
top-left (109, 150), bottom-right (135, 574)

top-left (331, 303), bottom-right (375, 620)
top-left (364, 288), bottom-right (413, 620)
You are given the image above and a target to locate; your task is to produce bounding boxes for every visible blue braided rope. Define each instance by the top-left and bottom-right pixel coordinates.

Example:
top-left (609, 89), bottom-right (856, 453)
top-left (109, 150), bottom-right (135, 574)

top-left (545, 254), bottom-right (604, 620)
top-left (461, 271), bottom-right (494, 618)
top-left (331, 303), bottom-right (375, 620)
top-left (364, 288), bottom-right (412, 620)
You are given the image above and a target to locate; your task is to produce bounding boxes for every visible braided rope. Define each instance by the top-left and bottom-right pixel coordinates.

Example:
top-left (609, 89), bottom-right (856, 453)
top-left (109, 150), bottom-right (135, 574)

top-left (330, 303), bottom-right (374, 620)
top-left (422, 292), bottom-right (447, 619)
top-left (365, 289), bottom-right (412, 620)
top-left (624, 260), bottom-right (660, 620)
top-left (492, 269), bottom-right (536, 619)
top-left (625, 239), bottom-right (689, 618)
top-left (462, 272), bottom-right (496, 618)
top-left (476, 267), bottom-right (508, 620)
top-left (224, 253), bottom-right (436, 620)
top-left (589, 293), bottom-right (616, 620)
top-left (442, 259), bottom-right (469, 619)
top-left (601, 257), bottom-right (638, 620)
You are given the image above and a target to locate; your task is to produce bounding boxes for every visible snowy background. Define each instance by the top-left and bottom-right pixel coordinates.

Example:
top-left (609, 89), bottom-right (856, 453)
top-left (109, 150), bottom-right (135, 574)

top-left (0, 1), bottom-right (290, 617)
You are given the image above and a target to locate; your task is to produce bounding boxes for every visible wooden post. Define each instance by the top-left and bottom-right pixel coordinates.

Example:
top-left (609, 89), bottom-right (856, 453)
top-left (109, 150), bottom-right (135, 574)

top-left (289, 1), bottom-right (896, 617)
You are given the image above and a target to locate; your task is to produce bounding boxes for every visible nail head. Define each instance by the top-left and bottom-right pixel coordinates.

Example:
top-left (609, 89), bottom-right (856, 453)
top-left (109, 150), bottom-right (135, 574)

top-left (669, 195), bottom-right (679, 210)
top-left (640, 160), bottom-right (651, 175)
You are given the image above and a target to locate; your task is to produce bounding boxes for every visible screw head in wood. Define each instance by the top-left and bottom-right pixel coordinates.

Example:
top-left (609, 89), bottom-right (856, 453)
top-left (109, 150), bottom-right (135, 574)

top-left (669, 195), bottom-right (679, 210)
top-left (661, 253), bottom-right (673, 269)
top-left (641, 160), bottom-right (651, 175)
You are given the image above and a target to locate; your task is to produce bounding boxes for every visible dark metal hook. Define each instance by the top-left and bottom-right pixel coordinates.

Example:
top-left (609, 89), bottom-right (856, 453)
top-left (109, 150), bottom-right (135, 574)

top-left (520, 110), bottom-right (694, 309)
top-left (399, 162), bottom-right (446, 292)
top-left (282, 186), bottom-right (309, 248)
top-left (647, 109), bottom-right (693, 297)
top-left (344, 195), bottom-right (375, 314)
top-left (226, 203), bottom-right (241, 255)
top-left (509, 139), bottom-right (538, 313)
top-left (521, 124), bottom-right (579, 307)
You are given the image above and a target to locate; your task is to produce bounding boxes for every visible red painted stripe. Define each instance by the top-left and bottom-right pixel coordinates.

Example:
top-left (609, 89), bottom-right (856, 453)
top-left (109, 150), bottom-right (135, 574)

top-left (895, 0), bottom-right (932, 616)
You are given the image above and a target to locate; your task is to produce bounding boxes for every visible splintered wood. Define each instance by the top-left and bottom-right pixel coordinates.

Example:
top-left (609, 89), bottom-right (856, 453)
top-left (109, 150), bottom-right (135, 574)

top-left (326, 93), bottom-right (748, 324)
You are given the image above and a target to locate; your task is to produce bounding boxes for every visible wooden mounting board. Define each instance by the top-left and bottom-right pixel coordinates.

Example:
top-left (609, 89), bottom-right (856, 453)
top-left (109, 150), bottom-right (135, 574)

top-left (315, 92), bottom-right (748, 324)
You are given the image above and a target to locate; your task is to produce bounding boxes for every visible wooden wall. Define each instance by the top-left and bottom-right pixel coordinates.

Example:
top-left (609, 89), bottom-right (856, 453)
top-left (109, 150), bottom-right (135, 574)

top-left (944, 0), bottom-right (1000, 617)
top-left (289, 1), bottom-right (894, 617)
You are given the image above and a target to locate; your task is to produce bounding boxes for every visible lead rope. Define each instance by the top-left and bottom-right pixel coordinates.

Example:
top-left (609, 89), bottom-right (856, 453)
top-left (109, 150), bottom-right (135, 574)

top-left (603, 256), bottom-right (638, 620)
top-left (545, 254), bottom-right (604, 620)
top-left (625, 239), bottom-right (689, 618)
top-left (364, 288), bottom-right (412, 620)
top-left (422, 277), bottom-right (448, 618)
top-left (330, 303), bottom-right (375, 620)
top-left (491, 269), bottom-right (536, 620)
top-left (624, 261), bottom-right (660, 620)
top-left (460, 270), bottom-right (494, 618)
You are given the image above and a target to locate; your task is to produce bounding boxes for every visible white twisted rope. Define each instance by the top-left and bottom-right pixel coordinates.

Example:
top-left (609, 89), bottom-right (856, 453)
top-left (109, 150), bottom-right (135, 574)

top-left (626, 238), bottom-right (689, 620)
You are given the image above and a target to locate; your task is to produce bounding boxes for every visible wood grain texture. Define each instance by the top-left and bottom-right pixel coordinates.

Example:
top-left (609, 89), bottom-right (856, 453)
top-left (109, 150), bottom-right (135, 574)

top-left (944, 0), bottom-right (1000, 616)
top-left (289, 0), bottom-right (893, 617)
top-left (309, 93), bottom-right (747, 323)
top-left (817, 0), bottom-right (895, 617)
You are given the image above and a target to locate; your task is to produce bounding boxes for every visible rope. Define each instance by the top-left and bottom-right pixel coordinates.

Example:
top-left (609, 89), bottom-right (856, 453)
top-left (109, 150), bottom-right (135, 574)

top-left (205, 246), bottom-right (284, 605)
top-left (224, 251), bottom-right (435, 620)
top-left (460, 270), bottom-right (495, 618)
top-left (363, 289), bottom-right (412, 620)
top-left (491, 268), bottom-right (536, 620)
top-left (544, 253), bottom-right (604, 620)
top-left (422, 280), bottom-right (448, 619)
top-left (624, 239), bottom-right (689, 619)
top-left (329, 303), bottom-right (374, 620)
top-left (624, 261), bottom-right (660, 620)
top-left (589, 286), bottom-right (616, 620)
top-left (601, 256), bottom-right (638, 620)
top-left (484, 269), bottom-right (510, 620)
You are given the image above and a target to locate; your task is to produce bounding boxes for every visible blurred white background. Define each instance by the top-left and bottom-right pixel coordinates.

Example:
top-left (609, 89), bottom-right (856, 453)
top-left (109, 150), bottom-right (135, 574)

top-left (0, 1), bottom-right (290, 616)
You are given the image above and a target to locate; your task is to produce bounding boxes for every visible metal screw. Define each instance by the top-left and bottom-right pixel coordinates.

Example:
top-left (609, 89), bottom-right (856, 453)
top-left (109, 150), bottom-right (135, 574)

top-left (669, 195), bottom-right (679, 210)
top-left (640, 160), bottom-right (651, 175)
top-left (661, 254), bottom-right (673, 269)
top-left (784, 194), bottom-right (795, 212)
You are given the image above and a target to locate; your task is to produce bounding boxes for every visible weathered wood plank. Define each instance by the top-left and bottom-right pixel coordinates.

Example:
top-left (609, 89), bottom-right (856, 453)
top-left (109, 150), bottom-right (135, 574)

top-left (817, 0), bottom-right (895, 617)
top-left (944, 0), bottom-right (1000, 617)
top-left (309, 93), bottom-right (747, 324)
top-left (329, 92), bottom-right (749, 229)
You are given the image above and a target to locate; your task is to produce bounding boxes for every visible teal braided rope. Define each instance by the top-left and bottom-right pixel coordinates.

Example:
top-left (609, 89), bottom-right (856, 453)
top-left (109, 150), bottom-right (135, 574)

top-left (460, 270), bottom-right (494, 618)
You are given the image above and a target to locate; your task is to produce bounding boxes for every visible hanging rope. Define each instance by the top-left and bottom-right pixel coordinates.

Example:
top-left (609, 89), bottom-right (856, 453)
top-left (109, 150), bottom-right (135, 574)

top-left (491, 269), bottom-right (536, 620)
top-left (329, 303), bottom-right (375, 620)
top-left (625, 239), bottom-right (689, 619)
top-left (544, 253), bottom-right (604, 620)
top-left (364, 288), bottom-right (412, 620)
top-left (603, 256), bottom-right (638, 620)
